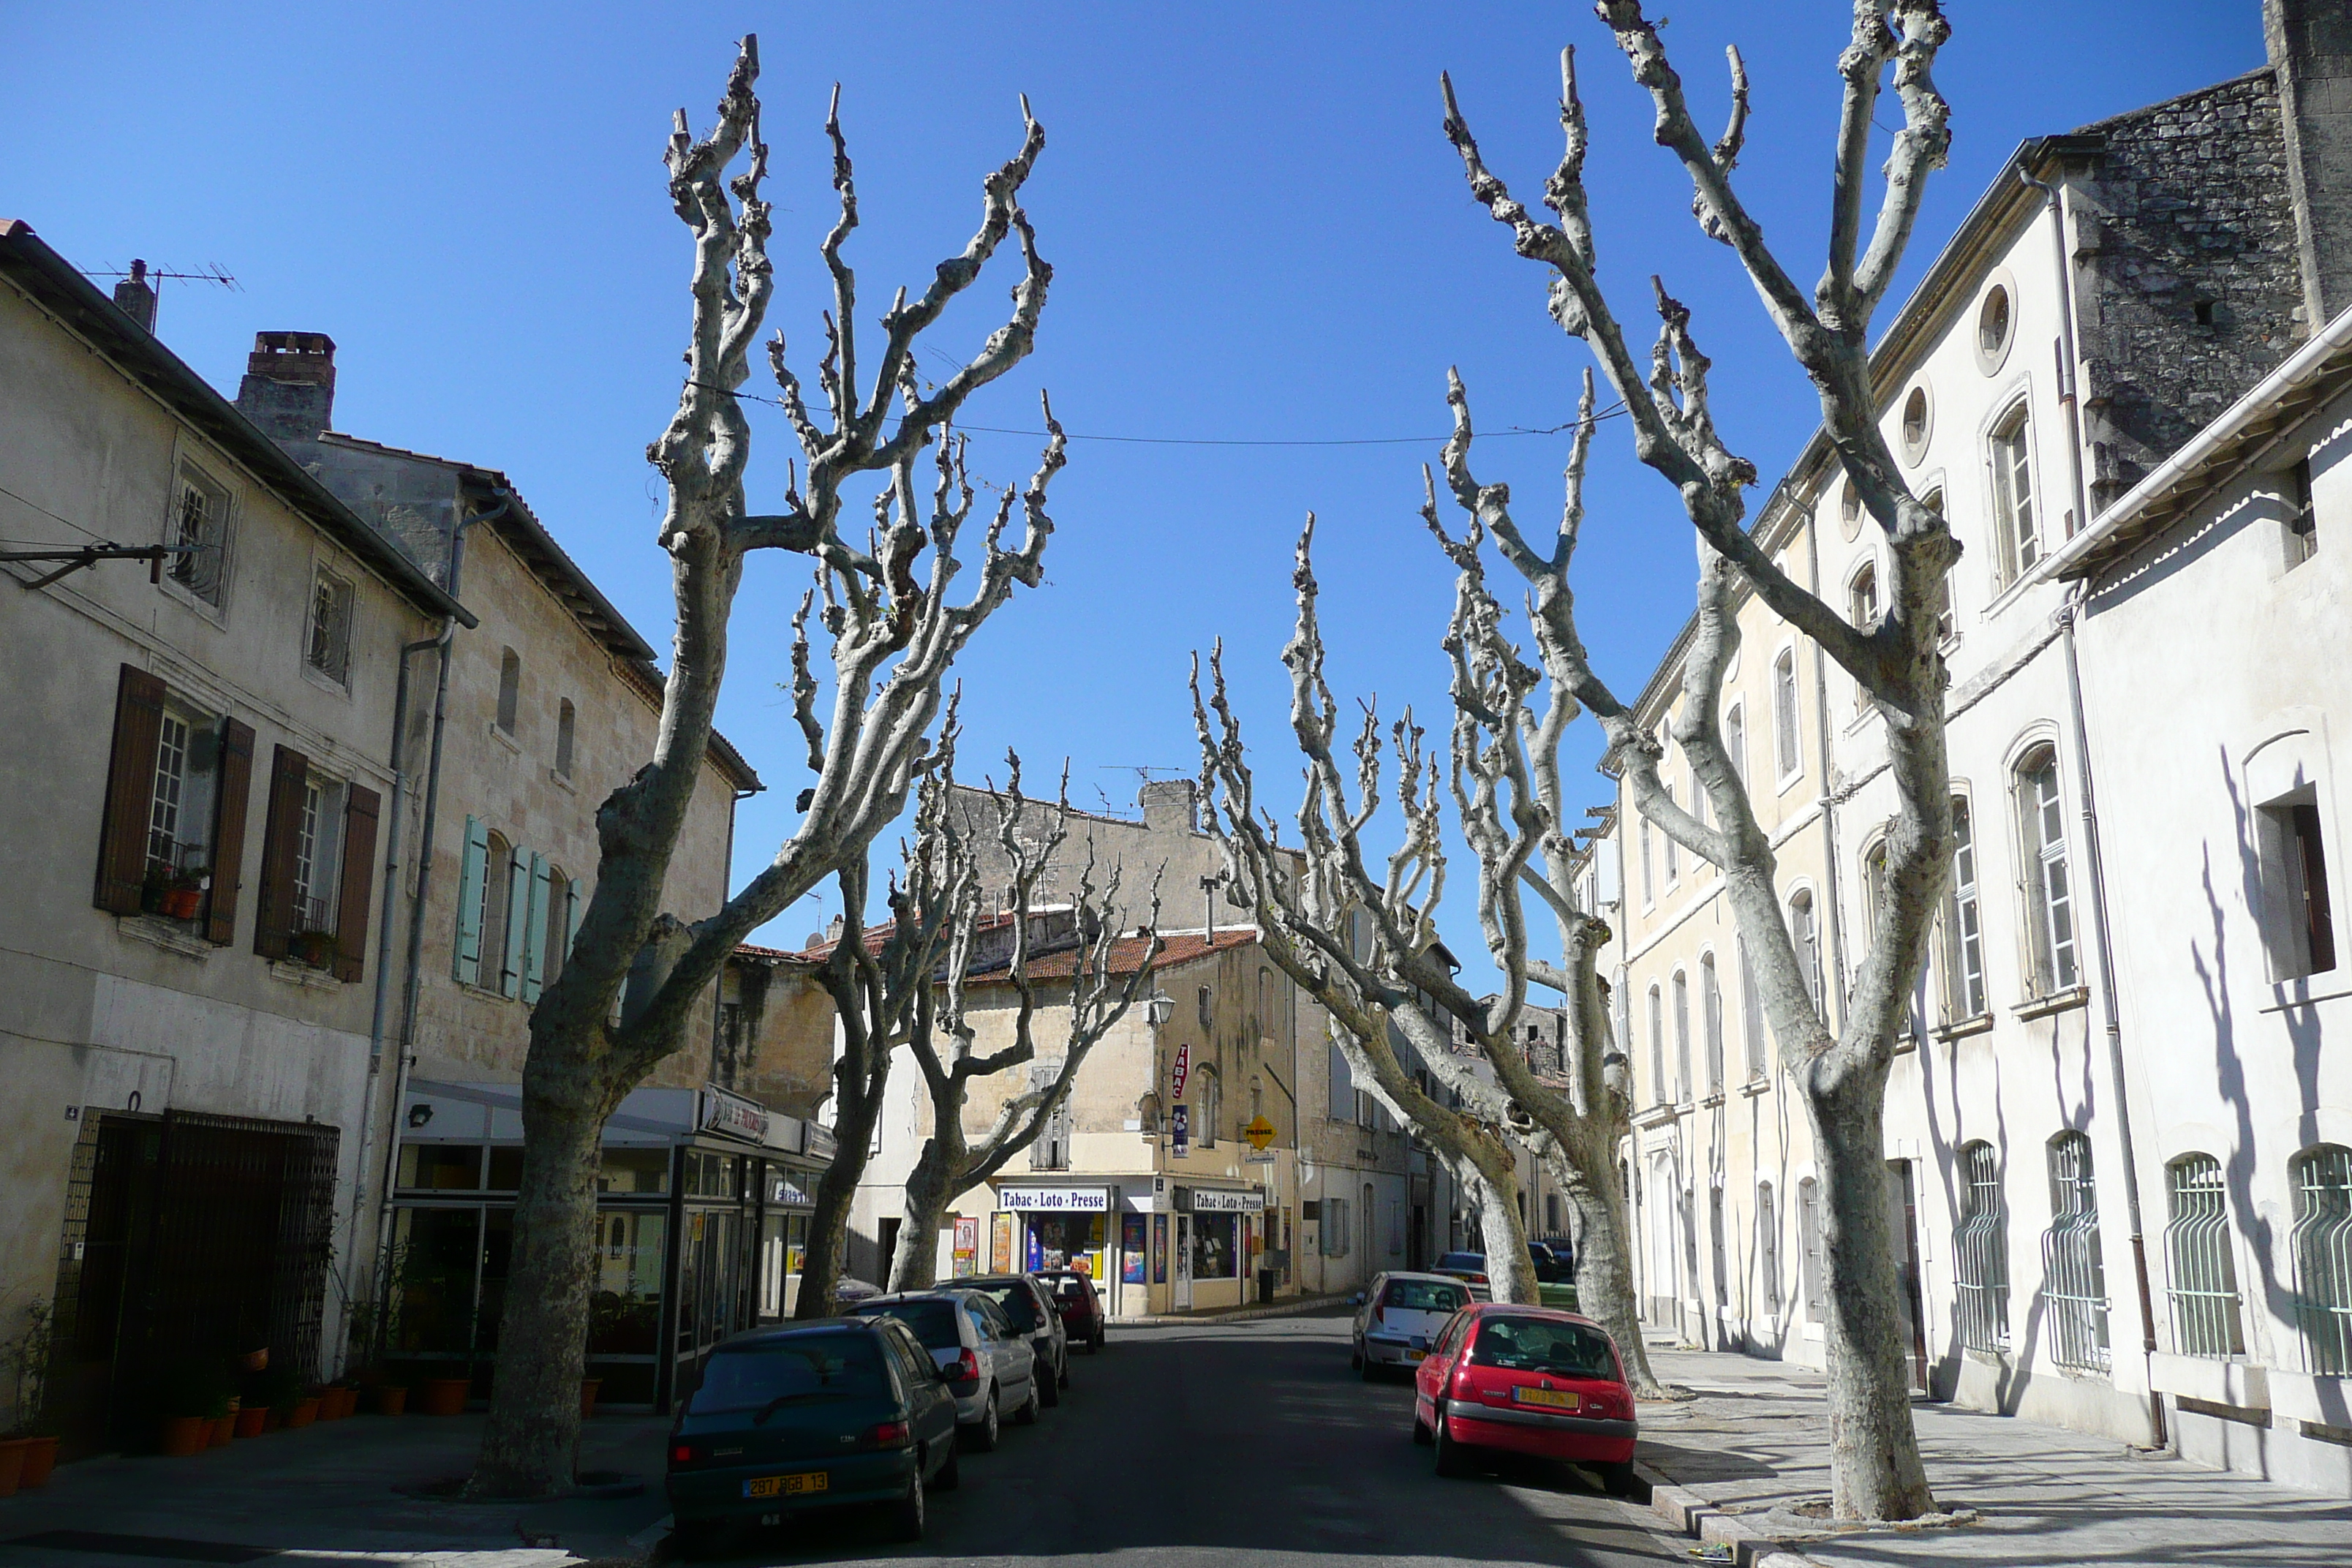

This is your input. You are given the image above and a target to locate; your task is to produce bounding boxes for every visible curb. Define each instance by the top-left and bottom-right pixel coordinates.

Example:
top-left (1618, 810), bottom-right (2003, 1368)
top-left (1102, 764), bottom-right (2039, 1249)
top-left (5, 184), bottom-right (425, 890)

top-left (1119, 1294), bottom-right (1352, 1327)
top-left (1635, 1461), bottom-right (1825, 1568)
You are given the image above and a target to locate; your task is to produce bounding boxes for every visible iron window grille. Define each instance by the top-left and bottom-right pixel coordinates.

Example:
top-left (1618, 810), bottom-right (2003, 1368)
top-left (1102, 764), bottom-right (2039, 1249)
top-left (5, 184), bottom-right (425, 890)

top-left (2163, 1154), bottom-right (2245, 1359)
top-left (167, 469), bottom-right (230, 603)
top-left (2041, 1132), bottom-right (2111, 1372)
top-left (305, 567), bottom-right (354, 685)
top-left (2291, 1144), bottom-right (2352, 1375)
top-left (1757, 1184), bottom-right (1781, 1313)
top-left (1953, 1142), bottom-right (2010, 1352)
top-left (1797, 1178), bottom-right (1825, 1323)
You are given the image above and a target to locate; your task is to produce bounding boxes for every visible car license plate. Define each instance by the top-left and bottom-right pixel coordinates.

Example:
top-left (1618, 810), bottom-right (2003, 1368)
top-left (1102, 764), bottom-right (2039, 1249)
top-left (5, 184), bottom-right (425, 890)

top-left (743, 1471), bottom-right (828, 1499)
top-left (1406, 1349), bottom-right (1426, 1362)
top-left (1513, 1386), bottom-right (1578, 1410)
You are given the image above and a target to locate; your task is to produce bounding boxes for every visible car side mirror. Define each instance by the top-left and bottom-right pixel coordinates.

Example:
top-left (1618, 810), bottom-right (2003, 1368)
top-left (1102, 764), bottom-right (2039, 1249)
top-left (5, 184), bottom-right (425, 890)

top-left (1350, 1292), bottom-right (1366, 1306)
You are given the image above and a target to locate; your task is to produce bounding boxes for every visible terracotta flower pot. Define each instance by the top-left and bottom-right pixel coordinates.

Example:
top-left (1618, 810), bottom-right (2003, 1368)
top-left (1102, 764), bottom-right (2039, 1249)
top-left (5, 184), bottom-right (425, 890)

top-left (261, 1408), bottom-right (283, 1433)
top-left (160, 1415), bottom-right (210, 1458)
top-left (238, 1349), bottom-right (269, 1373)
top-left (578, 1379), bottom-right (602, 1420)
top-left (162, 888), bottom-right (202, 919)
top-left (0, 1439), bottom-right (28, 1499)
top-left (284, 1398), bottom-right (320, 1429)
top-left (418, 1376), bottom-right (470, 1417)
top-left (373, 1385), bottom-right (408, 1416)
top-left (209, 1414), bottom-right (234, 1447)
top-left (318, 1387), bottom-right (350, 1420)
top-left (17, 1436), bottom-right (57, 1488)
top-left (233, 1406), bottom-right (268, 1439)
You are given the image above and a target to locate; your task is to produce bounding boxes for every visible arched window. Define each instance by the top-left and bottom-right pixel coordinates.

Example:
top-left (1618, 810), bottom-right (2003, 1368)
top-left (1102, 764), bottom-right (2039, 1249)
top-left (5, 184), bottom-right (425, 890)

top-left (2291, 1144), bottom-right (2352, 1373)
top-left (1647, 985), bottom-right (1667, 1107)
top-left (1738, 935), bottom-right (1767, 1080)
top-left (1196, 1068), bottom-right (1221, 1148)
top-left (2164, 1153), bottom-right (2244, 1358)
top-left (1773, 649), bottom-right (1801, 780)
top-left (1640, 820), bottom-right (1656, 905)
top-left (480, 831), bottom-right (513, 990)
top-left (1922, 489), bottom-right (1956, 642)
top-left (1954, 1141), bottom-right (2010, 1350)
top-left (1757, 1183), bottom-right (1781, 1313)
top-left (1990, 408), bottom-right (2038, 586)
top-left (1797, 1177), bottom-right (1825, 1322)
top-left (1943, 796), bottom-right (1988, 1019)
top-left (1848, 560), bottom-right (1879, 631)
top-left (2043, 1131), bottom-right (2110, 1371)
top-left (1788, 891), bottom-right (1823, 1014)
top-left (1671, 969), bottom-right (1692, 1104)
top-left (555, 698), bottom-right (576, 777)
top-left (1701, 953), bottom-right (1724, 1096)
top-left (2016, 745), bottom-right (2079, 994)
top-left (496, 648), bottom-right (522, 735)
top-left (1860, 838), bottom-right (1889, 948)
top-left (543, 865), bottom-right (571, 987)
top-left (1724, 702), bottom-right (1746, 787)
top-left (1662, 788), bottom-right (1678, 883)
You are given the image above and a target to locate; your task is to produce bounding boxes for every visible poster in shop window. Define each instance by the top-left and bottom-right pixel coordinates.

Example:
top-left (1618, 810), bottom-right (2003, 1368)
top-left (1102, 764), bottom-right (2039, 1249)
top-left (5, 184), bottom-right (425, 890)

top-left (990, 1210), bottom-right (1017, 1274)
top-left (1122, 1214), bottom-right (1147, 1284)
top-left (952, 1215), bottom-right (979, 1278)
top-left (1152, 1213), bottom-right (1168, 1284)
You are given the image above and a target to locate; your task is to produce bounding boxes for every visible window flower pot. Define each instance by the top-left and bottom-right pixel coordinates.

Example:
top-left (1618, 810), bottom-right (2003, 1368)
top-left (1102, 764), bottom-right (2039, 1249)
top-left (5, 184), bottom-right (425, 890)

top-left (160, 1416), bottom-right (210, 1457)
top-left (161, 887), bottom-right (203, 920)
top-left (16, 1435), bottom-right (57, 1488)
top-left (208, 1414), bottom-right (234, 1447)
top-left (233, 1406), bottom-right (268, 1439)
top-left (291, 930), bottom-right (338, 969)
top-left (284, 1397), bottom-right (320, 1429)
top-left (578, 1379), bottom-right (602, 1420)
top-left (418, 1376), bottom-right (471, 1417)
top-left (0, 1439), bottom-right (27, 1498)
top-left (237, 1348), bottom-right (269, 1373)
top-left (372, 1385), bottom-right (408, 1416)
top-left (318, 1386), bottom-right (353, 1420)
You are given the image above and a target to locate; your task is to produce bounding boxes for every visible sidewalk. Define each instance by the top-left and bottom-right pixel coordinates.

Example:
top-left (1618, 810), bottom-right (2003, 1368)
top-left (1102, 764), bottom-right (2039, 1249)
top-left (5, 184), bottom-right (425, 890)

top-left (1629, 1346), bottom-right (2352, 1567)
top-left (0, 1411), bottom-right (671, 1566)
top-left (1118, 1291), bottom-right (1353, 1327)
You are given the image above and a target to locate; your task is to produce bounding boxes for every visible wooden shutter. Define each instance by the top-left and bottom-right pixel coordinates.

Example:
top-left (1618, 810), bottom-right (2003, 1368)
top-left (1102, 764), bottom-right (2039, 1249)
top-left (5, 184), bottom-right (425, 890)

top-left (520, 852), bottom-right (551, 1003)
top-left (252, 745), bottom-right (309, 960)
top-left (453, 816), bottom-right (488, 986)
top-left (94, 664), bottom-right (167, 913)
top-left (203, 719), bottom-right (255, 945)
top-left (331, 784), bottom-right (381, 983)
top-left (498, 844), bottom-right (531, 999)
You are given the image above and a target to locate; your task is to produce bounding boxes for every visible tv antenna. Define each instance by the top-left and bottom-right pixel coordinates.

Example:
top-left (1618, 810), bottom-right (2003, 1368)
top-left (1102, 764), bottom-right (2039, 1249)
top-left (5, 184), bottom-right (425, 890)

top-left (82, 258), bottom-right (242, 292)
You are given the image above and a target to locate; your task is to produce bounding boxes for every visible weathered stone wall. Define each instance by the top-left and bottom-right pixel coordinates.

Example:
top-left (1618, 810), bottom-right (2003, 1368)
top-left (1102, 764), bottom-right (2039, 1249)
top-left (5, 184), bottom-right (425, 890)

top-left (2072, 70), bottom-right (2307, 509)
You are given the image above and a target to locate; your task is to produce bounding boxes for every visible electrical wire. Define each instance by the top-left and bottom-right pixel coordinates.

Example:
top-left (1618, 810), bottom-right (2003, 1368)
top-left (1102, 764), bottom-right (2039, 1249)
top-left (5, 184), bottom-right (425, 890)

top-left (0, 483), bottom-right (110, 544)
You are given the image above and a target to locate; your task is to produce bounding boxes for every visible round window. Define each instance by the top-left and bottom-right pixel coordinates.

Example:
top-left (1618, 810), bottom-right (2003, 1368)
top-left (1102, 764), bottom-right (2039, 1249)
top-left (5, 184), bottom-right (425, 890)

top-left (1900, 385), bottom-right (1931, 467)
top-left (1839, 477), bottom-right (1865, 541)
top-left (1975, 279), bottom-right (2016, 374)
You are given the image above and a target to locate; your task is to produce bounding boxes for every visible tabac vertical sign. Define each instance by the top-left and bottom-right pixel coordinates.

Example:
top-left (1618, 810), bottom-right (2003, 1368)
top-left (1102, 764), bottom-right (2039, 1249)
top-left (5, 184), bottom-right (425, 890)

top-left (1170, 1041), bottom-right (1191, 1101)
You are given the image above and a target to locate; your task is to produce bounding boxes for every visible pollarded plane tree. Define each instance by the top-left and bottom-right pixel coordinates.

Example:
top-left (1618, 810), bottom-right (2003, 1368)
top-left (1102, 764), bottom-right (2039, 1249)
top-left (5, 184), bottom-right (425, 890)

top-left (1194, 535), bottom-right (1551, 1316)
top-left (474, 36), bottom-right (1066, 1497)
top-left (888, 758), bottom-right (1161, 1292)
top-left (1437, 0), bottom-right (1959, 1521)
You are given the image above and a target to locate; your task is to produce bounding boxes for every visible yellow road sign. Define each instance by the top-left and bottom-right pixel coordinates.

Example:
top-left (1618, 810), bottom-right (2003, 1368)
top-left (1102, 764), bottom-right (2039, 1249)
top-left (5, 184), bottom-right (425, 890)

top-left (1245, 1114), bottom-right (1277, 1151)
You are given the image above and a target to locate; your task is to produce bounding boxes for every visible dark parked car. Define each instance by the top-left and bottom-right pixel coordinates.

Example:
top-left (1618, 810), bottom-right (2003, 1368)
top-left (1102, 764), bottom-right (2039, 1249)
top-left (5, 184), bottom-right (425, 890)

top-left (1035, 1267), bottom-right (1107, 1353)
top-left (666, 1317), bottom-right (960, 1554)
top-left (947, 1274), bottom-right (1069, 1404)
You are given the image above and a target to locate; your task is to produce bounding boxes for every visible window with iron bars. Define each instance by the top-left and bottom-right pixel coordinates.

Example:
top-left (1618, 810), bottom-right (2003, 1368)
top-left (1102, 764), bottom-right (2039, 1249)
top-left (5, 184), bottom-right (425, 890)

top-left (2163, 1153), bottom-right (2245, 1359)
top-left (2040, 1132), bottom-right (2110, 1372)
top-left (2291, 1143), bottom-right (2352, 1375)
top-left (1953, 1142), bottom-right (2009, 1351)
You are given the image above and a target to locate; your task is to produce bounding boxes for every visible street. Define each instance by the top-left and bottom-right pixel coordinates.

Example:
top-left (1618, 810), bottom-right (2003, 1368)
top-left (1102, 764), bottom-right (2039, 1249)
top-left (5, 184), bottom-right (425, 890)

top-left (696, 1310), bottom-right (1687, 1567)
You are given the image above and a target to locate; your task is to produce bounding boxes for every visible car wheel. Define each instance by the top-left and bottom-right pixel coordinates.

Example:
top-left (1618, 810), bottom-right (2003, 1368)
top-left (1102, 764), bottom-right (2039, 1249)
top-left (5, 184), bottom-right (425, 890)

top-left (967, 1386), bottom-right (1000, 1452)
top-left (671, 1520), bottom-right (731, 1560)
top-left (1411, 1401), bottom-right (1433, 1446)
top-left (1039, 1354), bottom-right (1061, 1406)
top-left (1058, 1352), bottom-right (1071, 1390)
top-left (1094, 1328), bottom-right (1105, 1354)
top-left (933, 1441), bottom-right (962, 1492)
top-left (1597, 1459), bottom-right (1640, 1496)
top-left (888, 1458), bottom-right (927, 1542)
top-left (1432, 1408), bottom-right (1471, 1478)
top-left (1360, 1354), bottom-right (1382, 1382)
top-left (1349, 1341), bottom-right (1363, 1371)
top-left (1014, 1374), bottom-right (1041, 1426)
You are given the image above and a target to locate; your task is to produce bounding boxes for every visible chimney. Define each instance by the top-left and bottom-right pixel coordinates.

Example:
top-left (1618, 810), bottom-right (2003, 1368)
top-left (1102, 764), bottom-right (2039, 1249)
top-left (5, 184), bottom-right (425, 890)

top-left (2269, 0), bottom-right (2352, 325)
top-left (234, 330), bottom-right (337, 441)
top-left (112, 260), bottom-right (157, 333)
top-left (1139, 777), bottom-right (1197, 834)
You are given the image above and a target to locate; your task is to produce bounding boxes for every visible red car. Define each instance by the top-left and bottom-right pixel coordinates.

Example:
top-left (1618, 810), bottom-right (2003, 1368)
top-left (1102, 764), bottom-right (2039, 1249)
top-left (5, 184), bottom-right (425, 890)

top-left (1033, 1268), bottom-right (1106, 1354)
top-left (1411, 1302), bottom-right (1638, 1491)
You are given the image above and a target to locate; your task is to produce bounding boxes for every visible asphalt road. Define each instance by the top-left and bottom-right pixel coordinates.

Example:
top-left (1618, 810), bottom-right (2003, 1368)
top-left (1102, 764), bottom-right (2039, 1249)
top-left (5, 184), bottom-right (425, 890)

top-left (693, 1308), bottom-right (1689, 1567)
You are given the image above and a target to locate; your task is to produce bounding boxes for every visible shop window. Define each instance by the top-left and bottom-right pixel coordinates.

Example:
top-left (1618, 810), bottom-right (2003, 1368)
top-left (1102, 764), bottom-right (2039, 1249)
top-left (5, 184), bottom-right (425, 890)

top-left (2291, 1144), bottom-right (2352, 1375)
top-left (398, 1143), bottom-right (483, 1191)
top-left (2042, 1131), bottom-right (2110, 1371)
top-left (684, 1150), bottom-right (742, 1199)
top-left (588, 1210), bottom-right (667, 1355)
top-left (597, 1147), bottom-right (671, 1195)
top-left (2164, 1153), bottom-right (2244, 1359)
top-left (486, 1146), bottom-right (524, 1191)
top-left (389, 1207), bottom-right (486, 1354)
top-left (1191, 1213), bottom-right (1238, 1278)
top-left (1954, 1141), bottom-right (2010, 1351)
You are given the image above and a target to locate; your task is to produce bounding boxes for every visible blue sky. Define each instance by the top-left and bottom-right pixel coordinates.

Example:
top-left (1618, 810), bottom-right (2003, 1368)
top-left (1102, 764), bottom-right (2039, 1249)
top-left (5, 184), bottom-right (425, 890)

top-left (4, 2), bottom-right (2263, 970)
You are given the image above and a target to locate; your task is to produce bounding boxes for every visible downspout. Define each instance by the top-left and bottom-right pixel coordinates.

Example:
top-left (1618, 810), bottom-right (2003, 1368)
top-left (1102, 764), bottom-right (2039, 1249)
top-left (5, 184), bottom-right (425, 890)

top-left (371, 489), bottom-right (509, 1328)
top-left (2024, 159), bottom-right (2165, 1447)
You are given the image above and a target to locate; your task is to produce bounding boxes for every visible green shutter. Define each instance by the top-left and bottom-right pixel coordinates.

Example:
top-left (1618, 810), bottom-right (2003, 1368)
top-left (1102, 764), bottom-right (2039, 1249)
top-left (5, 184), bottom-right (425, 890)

top-left (453, 815), bottom-right (488, 985)
top-left (521, 852), bottom-right (552, 1003)
top-left (499, 844), bottom-right (531, 999)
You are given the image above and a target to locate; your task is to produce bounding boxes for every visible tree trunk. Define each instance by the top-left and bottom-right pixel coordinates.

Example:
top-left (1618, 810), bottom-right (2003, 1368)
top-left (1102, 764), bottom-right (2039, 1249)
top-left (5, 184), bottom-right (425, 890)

top-left (467, 1088), bottom-right (607, 1496)
top-left (797, 1050), bottom-right (890, 1317)
top-left (1545, 1134), bottom-right (1665, 1398)
top-left (890, 1126), bottom-right (960, 1292)
top-left (1807, 1068), bottom-right (1934, 1519)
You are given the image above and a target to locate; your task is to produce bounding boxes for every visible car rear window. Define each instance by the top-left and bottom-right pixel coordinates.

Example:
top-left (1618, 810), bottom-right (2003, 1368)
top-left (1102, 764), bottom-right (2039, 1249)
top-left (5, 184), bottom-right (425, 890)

top-left (690, 1335), bottom-right (889, 1413)
top-left (958, 1283), bottom-right (1039, 1330)
top-left (850, 1298), bottom-right (962, 1351)
top-left (1383, 1278), bottom-right (1468, 1312)
top-left (1041, 1275), bottom-right (1091, 1299)
top-left (1468, 1316), bottom-right (1618, 1379)
top-left (1436, 1253), bottom-right (1486, 1273)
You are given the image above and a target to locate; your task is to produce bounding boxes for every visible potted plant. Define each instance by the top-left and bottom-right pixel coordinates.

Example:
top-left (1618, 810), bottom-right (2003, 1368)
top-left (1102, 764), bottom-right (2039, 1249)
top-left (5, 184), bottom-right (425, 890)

top-left (372, 1381), bottom-right (408, 1417)
top-left (291, 928), bottom-right (339, 969)
top-left (1, 1300), bottom-right (59, 1490)
top-left (578, 1378), bottom-right (603, 1420)
top-left (140, 863), bottom-right (170, 916)
top-left (417, 1371), bottom-right (471, 1417)
top-left (249, 1365), bottom-right (304, 1433)
top-left (162, 868), bottom-right (208, 921)
top-left (157, 1360), bottom-right (229, 1457)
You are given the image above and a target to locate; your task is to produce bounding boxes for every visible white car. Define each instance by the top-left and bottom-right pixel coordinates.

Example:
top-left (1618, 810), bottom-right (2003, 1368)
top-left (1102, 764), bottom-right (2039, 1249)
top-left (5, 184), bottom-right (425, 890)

top-left (847, 1290), bottom-right (1039, 1451)
top-left (1349, 1271), bottom-right (1473, 1379)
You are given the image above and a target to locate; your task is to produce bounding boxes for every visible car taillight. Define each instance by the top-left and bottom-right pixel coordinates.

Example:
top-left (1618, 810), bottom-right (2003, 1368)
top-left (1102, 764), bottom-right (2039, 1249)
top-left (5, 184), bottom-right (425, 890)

top-left (951, 1349), bottom-right (980, 1383)
top-left (1469, 1273), bottom-right (1488, 1284)
top-left (670, 1443), bottom-right (698, 1466)
top-left (863, 1420), bottom-right (911, 1449)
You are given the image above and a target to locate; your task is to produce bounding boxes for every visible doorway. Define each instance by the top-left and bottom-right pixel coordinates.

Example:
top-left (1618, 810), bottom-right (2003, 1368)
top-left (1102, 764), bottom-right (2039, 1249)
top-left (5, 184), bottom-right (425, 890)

top-left (1174, 1216), bottom-right (1194, 1310)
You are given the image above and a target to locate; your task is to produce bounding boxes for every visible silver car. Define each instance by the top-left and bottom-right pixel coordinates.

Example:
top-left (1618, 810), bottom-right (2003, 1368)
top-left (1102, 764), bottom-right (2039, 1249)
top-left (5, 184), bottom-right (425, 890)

top-left (1350, 1271), bottom-right (1473, 1379)
top-left (847, 1290), bottom-right (1038, 1451)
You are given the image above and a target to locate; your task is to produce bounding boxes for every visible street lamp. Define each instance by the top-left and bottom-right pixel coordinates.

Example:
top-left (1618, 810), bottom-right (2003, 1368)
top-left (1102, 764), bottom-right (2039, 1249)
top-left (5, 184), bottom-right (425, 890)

top-left (1144, 991), bottom-right (1174, 1030)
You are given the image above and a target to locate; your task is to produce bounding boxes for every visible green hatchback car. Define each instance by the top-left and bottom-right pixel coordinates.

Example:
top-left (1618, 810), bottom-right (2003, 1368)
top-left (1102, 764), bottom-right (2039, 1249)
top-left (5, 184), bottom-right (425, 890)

top-left (666, 1317), bottom-right (962, 1554)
